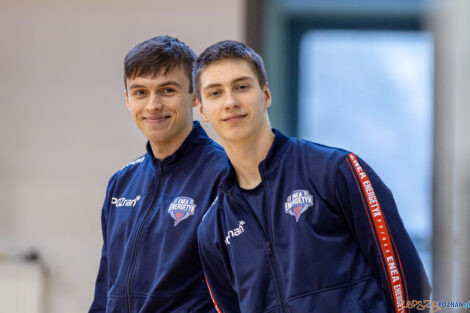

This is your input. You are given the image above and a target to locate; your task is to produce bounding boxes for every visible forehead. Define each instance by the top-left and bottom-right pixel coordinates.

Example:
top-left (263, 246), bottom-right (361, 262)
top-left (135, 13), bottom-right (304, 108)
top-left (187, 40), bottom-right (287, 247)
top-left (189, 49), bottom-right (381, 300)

top-left (126, 66), bottom-right (189, 88)
top-left (199, 59), bottom-right (257, 87)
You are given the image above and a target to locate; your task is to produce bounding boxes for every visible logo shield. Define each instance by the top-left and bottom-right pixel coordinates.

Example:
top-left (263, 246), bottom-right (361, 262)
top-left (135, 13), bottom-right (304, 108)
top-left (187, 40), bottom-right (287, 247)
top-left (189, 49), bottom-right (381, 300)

top-left (284, 190), bottom-right (314, 222)
top-left (168, 196), bottom-right (196, 226)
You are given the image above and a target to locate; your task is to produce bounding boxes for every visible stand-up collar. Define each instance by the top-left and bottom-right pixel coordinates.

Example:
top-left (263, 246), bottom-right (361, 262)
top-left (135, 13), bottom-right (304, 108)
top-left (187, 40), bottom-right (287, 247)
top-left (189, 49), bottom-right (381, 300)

top-left (258, 128), bottom-right (290, 174)
top-left (146, 121), bottom-right (210, 172)
top-left (219, 129), bottom-right (290, 191)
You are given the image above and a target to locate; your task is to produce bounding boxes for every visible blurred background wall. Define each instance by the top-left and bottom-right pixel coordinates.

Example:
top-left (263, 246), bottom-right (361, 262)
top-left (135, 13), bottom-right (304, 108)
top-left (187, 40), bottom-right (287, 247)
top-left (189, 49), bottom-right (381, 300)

top-left (1, 0), bottom-right (469, 312)
top-left (432, 0), bottom-right (470, 305)
top-left (0, 1), bottom-right (243, 312)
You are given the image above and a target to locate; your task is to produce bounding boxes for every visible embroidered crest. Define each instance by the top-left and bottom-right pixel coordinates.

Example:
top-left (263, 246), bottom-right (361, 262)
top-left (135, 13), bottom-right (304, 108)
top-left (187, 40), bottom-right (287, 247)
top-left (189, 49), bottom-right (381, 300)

top-left (284, 190), bottom-right (314, 222)
top-left (168, 196), bottom-right (196, 226)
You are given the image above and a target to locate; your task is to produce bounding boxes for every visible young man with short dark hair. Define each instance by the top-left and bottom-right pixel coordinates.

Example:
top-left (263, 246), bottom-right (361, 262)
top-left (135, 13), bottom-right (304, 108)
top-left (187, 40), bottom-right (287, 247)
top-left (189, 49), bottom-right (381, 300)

top-left (195, 40), bottom-right (430, 313)
top-left (89, 36), bottom-right (227, 313)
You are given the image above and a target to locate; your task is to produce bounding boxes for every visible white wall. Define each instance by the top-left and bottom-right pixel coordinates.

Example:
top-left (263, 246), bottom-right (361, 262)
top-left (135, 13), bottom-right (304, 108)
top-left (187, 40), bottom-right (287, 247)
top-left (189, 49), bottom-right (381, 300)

top-left (0, 1), bottom-right (243, 312)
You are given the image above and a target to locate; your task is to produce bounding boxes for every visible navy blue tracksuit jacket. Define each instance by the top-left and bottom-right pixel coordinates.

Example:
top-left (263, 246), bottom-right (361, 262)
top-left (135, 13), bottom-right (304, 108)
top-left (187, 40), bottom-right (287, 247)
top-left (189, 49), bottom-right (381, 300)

top-left (89, 122), bottom-right (228, 313)
top-left (198, 129), bottom-right (431, 313)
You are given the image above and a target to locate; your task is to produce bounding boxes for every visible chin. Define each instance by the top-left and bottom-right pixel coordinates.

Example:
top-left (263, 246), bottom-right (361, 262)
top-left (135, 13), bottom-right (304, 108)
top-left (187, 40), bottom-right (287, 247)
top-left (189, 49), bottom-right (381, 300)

top-left (147, 131), bottom-right (169, 142)
top-left (222, 131), bottom-right (249, 142)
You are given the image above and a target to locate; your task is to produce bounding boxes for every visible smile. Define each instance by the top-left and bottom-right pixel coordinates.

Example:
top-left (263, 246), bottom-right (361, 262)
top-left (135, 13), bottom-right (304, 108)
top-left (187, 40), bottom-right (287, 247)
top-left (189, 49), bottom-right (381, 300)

top-left (143, 115), bottom-right (171, 125)
top-left (145, 115), bottom-right (171, 121)
top-left (222, 114), bottom-right (247, 122)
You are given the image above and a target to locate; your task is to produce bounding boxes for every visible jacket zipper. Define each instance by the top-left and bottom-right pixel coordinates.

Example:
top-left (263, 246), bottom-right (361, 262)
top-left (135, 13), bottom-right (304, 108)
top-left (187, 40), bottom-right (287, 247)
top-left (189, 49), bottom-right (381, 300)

top-left (265, 241), bottom-right (287, 312)
top-left (126, 162), bottom-right (164, 313)
top-left (261, 178), bottom-right (287, 313)
top-left (228, 190), bottom-right (287, 313)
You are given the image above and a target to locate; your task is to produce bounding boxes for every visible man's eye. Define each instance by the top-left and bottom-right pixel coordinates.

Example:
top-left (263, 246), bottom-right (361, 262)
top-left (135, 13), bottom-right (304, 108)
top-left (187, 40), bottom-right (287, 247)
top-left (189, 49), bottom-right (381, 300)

top-left (161, 88), bottom-right (176, 94)
top-left (237, 84), bottom-right (249, 91)
top-left (208, 90), bottom-right (221, 98)
top-left (134, 89), bottom-right (147, 96)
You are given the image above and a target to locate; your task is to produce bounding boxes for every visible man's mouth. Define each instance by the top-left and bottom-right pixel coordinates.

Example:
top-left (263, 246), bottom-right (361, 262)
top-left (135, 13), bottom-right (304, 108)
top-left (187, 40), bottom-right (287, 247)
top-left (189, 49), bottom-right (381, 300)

top-left (145, 115), bottom-right (171, 121)
top-left (222, 114), bottom-right (247, 122)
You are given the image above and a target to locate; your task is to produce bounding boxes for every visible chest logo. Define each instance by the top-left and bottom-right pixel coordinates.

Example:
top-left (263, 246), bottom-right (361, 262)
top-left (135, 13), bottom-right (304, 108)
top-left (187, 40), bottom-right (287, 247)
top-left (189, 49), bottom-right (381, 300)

top-left (284, 190), bottom-right (314, 222)
top-left (111, 195), bottom-right (141, 207)
top-left (168, 196), bottom-right (196, 226)
top-left (225, 220), bottom-right (245, 245)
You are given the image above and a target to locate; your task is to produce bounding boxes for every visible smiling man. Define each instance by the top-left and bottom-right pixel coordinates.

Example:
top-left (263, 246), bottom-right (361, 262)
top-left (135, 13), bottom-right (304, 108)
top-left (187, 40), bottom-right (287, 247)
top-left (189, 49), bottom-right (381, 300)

top-left (88, 36), bottom-right (227, 313)
top-left (194, 40), bottom-right (430, 313)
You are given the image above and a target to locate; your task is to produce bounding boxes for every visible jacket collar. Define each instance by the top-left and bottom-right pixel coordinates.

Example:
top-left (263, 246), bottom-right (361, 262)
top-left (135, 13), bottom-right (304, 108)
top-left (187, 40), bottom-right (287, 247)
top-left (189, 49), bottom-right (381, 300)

top-left (219, 128), bottom-right (290, 192)
top-left (146, 121), bottom-right (210, 172)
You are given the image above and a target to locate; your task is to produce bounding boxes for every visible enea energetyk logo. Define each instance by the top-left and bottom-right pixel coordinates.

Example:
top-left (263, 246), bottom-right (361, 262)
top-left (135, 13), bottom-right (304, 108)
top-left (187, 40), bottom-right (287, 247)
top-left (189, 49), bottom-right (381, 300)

top-left (284, 190), bottom-right (314, 222)
top-left (168, 196), bottom-right (196, 226)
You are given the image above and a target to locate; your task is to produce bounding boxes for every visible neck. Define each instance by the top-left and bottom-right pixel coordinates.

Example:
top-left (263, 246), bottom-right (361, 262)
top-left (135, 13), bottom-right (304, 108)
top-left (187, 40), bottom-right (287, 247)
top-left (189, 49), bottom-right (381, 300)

top-left (149, 122), bottom-right (193, 160)
top-left (222, 125), bottom-right (274, 189)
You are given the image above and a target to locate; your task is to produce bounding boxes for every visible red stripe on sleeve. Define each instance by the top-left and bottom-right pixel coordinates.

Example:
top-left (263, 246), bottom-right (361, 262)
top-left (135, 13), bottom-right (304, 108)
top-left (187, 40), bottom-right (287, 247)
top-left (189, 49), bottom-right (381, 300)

top-left (384, 217), bottom-right (410, 312)
top-left (346, 158), bottom-right (394, 302)
top-left (205, 276), bottom-right (223, 313)
top-left (347, 153), bottom-right (406, 313)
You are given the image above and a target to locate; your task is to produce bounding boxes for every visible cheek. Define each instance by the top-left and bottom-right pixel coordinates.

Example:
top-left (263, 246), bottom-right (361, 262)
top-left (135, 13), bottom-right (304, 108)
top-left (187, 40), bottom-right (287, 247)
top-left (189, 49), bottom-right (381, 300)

top-left (173, 96), bottom-right (192, 112)
top-left (128, 106), bottom-right (138, 118)
top-left (206, 105), bottom-right (220, 121)
top-left (128, 100), bottom-right (143, 114)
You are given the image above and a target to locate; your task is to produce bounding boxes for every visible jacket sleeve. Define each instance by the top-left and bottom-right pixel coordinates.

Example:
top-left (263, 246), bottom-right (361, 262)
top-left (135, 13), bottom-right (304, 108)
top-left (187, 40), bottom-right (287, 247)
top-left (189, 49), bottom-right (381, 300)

top-left (197, 214), bottom-right (241, 313)
top-left (334, 153), bottom-right (431, 313)
top-left (89, 176), bottom-right (114, 313)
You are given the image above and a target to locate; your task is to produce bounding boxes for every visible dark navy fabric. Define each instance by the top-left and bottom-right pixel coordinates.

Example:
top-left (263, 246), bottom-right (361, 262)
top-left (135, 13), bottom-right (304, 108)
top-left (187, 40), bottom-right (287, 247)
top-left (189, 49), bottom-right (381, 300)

top-left (239, 184), bottom-right (267, 234)
top-left (198, 129), bottom-right (431, 313)
top-left (89, 122), bottom-right (228, 313)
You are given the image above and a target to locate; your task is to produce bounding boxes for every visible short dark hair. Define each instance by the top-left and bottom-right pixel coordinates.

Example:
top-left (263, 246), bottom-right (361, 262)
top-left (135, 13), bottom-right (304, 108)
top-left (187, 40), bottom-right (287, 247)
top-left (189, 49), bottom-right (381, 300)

top-left (124, 36), bottom-right (196, 92)
top-left (193, 40), bottom-right (267, 100)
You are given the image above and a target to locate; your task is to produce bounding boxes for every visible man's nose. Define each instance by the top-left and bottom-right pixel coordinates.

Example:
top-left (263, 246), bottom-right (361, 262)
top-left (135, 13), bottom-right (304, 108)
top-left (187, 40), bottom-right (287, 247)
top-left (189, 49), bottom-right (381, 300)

top-left (146, 93), bottom-right (163, 110)
top-left (224, 91), bottom-right (240, 110)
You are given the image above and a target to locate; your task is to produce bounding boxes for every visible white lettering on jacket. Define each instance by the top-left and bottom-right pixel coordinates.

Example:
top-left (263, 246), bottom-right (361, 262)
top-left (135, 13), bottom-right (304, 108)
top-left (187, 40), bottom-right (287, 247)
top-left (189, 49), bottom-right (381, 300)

top-left (225, 220), bottom-right (245, 245)
top-left (111, 195), bottom-right (141, 207)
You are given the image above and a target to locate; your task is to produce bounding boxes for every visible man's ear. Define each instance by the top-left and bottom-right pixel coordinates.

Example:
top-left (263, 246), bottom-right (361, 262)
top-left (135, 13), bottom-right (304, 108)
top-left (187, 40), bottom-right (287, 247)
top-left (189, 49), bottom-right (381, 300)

top-left (197, 99), bottom-right (209, 122)
top-left (125, 89), bottom-right (131, 111)
top-left (192, 95), bottom-right (197, 108)
top-left (264, 83), bottom-right (272, 108)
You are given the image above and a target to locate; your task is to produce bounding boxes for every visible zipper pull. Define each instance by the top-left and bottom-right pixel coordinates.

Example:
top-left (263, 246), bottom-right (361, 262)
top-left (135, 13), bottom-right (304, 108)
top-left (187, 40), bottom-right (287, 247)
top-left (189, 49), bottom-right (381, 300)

top-left (266, 241), bottom-right (273, 255)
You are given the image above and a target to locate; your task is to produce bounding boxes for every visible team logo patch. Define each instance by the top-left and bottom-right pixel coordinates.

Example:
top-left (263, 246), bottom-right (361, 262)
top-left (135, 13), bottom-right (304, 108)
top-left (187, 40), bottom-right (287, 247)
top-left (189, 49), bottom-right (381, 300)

top-left (284, 190), bottom-right (314, 222)
top-left (168, 196), bottom-right (196, 226)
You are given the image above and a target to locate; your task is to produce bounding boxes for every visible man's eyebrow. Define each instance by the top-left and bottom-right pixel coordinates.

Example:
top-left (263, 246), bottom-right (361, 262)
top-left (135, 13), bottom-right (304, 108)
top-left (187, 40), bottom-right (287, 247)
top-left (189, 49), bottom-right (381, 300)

top-left (159, 81), bottom-right (182, 88)
top-left (128, 83), bottom-right (147, 90)
top-left (202, 76), bottom-right (255, 91)
top-left (232, 76), bottom-right (254, 84)
top-left (202, 83), bottom-right (222, 91)
top-left (128, 81), bottom-right (182, 90)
